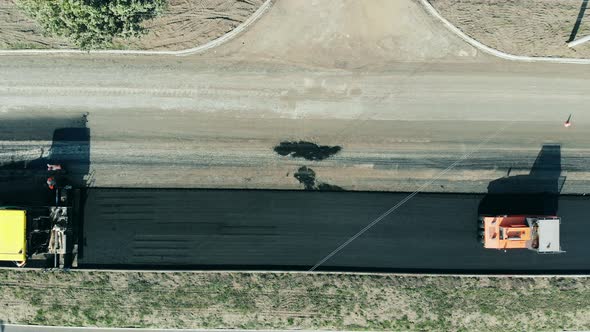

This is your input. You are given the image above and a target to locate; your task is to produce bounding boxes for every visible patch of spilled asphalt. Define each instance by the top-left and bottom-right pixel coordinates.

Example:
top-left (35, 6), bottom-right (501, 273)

top-left (294, 166), bottom-right (316, 190)
top-left (294, 166), bottom-right (343, 191)
top-left (316, 182), bottom-right (344, 191)
top-left (274, 141), bottom-right (341, 161)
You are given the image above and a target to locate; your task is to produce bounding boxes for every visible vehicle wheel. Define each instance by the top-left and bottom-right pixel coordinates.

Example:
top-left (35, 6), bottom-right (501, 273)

top-left (478, 229), bottom-right (485, 237)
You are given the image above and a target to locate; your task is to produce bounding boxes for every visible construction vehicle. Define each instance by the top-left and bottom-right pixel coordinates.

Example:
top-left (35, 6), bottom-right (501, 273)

top-left (0, 167), bottom-right (80, 268)
top-left (478, 215), bottom-right (563, 253)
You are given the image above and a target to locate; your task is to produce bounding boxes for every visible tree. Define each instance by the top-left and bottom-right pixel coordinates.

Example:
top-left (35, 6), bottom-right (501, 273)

top-left (17, 0), bottom-right (167, 49)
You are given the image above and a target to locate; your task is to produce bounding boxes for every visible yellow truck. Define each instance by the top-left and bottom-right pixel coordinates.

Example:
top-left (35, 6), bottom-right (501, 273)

top-left (0, 210), bottom-right (27, 266)
top-left (0, 187), bottom-right (79, 268)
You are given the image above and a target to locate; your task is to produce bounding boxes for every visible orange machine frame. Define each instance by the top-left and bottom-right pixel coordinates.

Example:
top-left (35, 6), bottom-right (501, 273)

top-left (483, 215), bottom-right (543, 250)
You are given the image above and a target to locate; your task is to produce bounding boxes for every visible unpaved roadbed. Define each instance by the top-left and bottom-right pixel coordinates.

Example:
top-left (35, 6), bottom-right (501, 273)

top-left (2, 59), bottom-right (590, 193)
top-left (429, 0), bottom-right (590, 58)
top-left (0, 0), bottom-right (264, 50)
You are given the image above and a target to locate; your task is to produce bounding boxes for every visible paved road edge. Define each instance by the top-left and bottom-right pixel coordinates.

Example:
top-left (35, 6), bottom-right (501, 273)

top-left (0, 0), bottom-right (273, 57)
top-left (2, 267), bottom-right (588, 278)
top-left (418, 0), bottom-right (590, 65)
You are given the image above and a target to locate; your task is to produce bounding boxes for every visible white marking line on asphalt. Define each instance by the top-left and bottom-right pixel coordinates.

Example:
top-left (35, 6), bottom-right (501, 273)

top-left (309, 122), bottom-right (513, 271)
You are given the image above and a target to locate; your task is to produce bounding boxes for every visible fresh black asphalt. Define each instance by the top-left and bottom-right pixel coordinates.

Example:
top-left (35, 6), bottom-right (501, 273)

top-left (0, 122), bottom-right (585, 273)
top-left (79, 189), bottom-right (590, 273)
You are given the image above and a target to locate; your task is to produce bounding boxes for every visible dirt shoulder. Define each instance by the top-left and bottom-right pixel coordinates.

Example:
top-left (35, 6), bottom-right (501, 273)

top-left (0, 0), bottom-right (264, 50)
top-left (214, 0), bottom-right (482, 69)
top-left (429, 0), bottom-right (590, 58)
top-left (0, 270), bottom-right (588, 331)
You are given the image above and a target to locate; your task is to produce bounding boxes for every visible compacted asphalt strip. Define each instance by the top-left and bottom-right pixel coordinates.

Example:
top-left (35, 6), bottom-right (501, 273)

top-left (78, 189), bottom-right (589, 273)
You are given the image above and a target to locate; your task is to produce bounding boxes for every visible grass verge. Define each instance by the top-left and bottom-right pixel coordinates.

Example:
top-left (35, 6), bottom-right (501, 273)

top-left (0, 270), bottom-right (588, 331)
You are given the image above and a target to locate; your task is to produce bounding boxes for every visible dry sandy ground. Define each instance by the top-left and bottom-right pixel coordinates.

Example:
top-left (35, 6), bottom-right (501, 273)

top-left (0, 270), bottom-right (589, 331)
top-left (0, 0), bottom-right (70, 49)
top-left (214, 0), bottom-right (481, 68)
top-left (118, 0), bottom-right (265, 51)
top-left (429, 0), bottom-right (590, 58)
top-left (0, 0), bottom-right (263, 50)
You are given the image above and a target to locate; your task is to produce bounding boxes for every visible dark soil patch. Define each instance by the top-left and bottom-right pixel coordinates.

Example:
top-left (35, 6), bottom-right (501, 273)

top-left (274, 141), bottom-right (341, 161)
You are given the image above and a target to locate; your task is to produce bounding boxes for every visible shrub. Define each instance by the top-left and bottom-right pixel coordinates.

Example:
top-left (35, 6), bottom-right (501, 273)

top-left (17, 0), bottom-right (167, 49)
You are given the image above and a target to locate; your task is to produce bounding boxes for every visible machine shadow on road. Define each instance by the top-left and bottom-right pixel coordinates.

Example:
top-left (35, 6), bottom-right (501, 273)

top-left (0, 116), bottom-right (91, 204)
top-left (478, 144), bottom-right (565, 218)
top-left (0, 116), bottom-right (90, 267)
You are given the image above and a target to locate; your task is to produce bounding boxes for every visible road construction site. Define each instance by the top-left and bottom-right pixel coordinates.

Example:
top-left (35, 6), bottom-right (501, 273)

top-left (77, 188), bottom-right (588, 273)
top-left (1, 0), bottom-right (590, 274)
top-left (0, 174), bottom-right (588, 273)
top-left (0, 129), bottom-right (585, 272)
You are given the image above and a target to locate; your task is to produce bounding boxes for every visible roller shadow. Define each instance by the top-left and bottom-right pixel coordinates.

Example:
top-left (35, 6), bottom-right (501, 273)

top-left (478, 144), bottom-right (564, 217)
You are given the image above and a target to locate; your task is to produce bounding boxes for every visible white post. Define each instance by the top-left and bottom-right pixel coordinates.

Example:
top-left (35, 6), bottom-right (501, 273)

top-left (568, 34), bottom-right (590, 47)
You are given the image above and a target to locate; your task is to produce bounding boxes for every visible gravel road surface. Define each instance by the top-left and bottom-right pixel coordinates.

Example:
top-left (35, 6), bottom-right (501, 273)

top-left (1, 59), bottom-right (589, 193)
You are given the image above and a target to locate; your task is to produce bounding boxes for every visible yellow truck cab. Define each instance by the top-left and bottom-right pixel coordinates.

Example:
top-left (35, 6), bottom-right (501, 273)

top-left (0, 209), bottom-right (27, 265)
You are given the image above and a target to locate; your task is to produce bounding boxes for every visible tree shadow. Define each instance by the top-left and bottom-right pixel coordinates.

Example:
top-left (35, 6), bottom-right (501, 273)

top-left (293, 166), bottom-right (343, 191)
top-left (568, 0), bottom-right (589, 42)
top-left (478, 144), bottom-right (564, 217)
